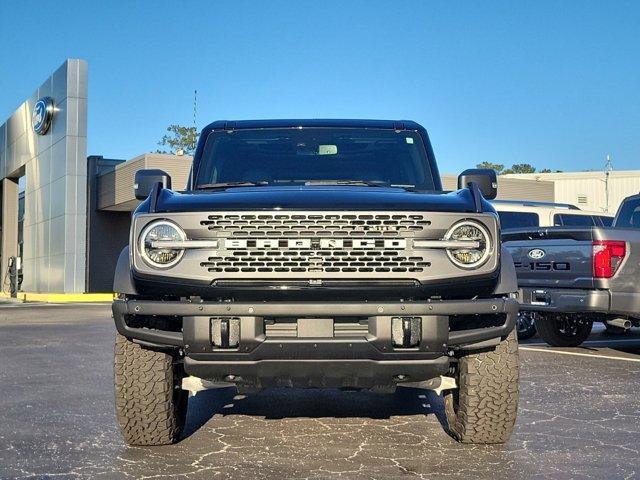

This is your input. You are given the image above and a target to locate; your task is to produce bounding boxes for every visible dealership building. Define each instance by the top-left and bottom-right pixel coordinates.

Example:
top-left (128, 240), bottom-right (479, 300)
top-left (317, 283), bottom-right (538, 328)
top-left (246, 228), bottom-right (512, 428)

top-left (0, 58), bottom-right (638, 298)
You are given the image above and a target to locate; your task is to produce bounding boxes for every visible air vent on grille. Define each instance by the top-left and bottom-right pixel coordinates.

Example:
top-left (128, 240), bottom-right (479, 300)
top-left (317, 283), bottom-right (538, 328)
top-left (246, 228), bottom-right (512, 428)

top-left (198, 212), bottom-right (433, 276)
top-left (200, 213), bottom-right (431, 237)
top-left (202, 251), bottom-right (430, 274)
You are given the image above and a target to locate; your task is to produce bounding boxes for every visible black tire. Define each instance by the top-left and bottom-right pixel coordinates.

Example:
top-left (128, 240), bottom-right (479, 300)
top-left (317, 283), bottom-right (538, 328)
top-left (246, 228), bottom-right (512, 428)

top-left (516, 312), bottom-right (537, 340)
top-left (444, 330), bottom-right (519, 444)
top-left (114, 332), bottom-right (188, 446)
top-left (535, 314), bottom-right (593, 347)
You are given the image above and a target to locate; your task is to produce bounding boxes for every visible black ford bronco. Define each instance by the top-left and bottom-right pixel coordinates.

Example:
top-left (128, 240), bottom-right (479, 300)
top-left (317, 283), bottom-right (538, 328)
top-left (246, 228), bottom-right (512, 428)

top-left (112, 119), bottom-right (519, 446)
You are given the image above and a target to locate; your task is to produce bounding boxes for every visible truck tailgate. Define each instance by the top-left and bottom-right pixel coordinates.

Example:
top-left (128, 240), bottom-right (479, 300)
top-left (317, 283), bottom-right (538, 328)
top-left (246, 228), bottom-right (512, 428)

top-left (502, 228), bottom-right (595, 289)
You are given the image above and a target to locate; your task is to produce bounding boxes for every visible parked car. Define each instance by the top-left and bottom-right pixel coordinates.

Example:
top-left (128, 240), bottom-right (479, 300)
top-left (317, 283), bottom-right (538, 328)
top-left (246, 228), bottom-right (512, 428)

top-left (502, 193), bottom-right (640, 347)
top-left (493, 200), bottom-right (614, 231)
top-left (493, 200), bottom-right (614, 340)
top-left (112, 119), bottom-right (520, 446)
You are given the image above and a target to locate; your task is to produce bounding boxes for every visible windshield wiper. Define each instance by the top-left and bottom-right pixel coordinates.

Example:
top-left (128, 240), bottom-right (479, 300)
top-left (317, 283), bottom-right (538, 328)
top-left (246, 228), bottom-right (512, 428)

top-left (272, 179), bottom-right (391, 187)
top-left (308, 180), bottom-right (417, 190)
top-left (197, 181), bottom-right (269, 190)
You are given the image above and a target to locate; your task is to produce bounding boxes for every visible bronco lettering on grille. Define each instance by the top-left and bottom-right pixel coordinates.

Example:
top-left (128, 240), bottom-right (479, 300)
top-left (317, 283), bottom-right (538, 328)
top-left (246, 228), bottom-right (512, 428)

top-left (224, 239), bottom-right (408, 249)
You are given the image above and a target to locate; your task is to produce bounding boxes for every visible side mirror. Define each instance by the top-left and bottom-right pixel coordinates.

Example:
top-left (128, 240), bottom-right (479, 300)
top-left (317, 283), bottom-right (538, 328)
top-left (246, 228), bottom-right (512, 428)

top-left (457, 168), bottom-right (498, 200)
top-left (134, 169), bottom-right (172, 200)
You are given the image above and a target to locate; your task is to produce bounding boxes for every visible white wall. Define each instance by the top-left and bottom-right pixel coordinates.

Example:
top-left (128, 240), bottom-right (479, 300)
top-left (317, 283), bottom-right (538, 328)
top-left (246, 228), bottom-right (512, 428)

top-left (503, 171), bottom-right (640, 214)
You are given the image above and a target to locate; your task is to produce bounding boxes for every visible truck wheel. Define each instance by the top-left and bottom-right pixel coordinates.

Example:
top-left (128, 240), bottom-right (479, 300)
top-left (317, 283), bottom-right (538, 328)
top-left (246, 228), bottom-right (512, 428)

top-left (516, 311), bottom-right (537, 340)
top-left (444, 330), bottom-right (519, 444)
top-left (535, 314), bottom-right (592, 347)
top-left (114, 332), bottom-right (188, 446)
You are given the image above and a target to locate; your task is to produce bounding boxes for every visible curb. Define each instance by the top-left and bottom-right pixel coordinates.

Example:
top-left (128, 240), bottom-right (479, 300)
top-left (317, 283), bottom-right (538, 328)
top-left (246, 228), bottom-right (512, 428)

top-left (0, 292), bottom-right (114, 303)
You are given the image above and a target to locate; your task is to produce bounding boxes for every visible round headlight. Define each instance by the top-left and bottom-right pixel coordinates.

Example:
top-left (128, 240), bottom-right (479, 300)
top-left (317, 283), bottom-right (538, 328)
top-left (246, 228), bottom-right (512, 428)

top-left (445, 220), bottom-right (492, 269)
top-left (139, 220), bottom-right (186, 268)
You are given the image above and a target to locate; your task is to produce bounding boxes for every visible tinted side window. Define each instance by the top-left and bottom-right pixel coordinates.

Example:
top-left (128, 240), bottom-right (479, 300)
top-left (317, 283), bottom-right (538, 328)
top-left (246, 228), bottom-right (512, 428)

top-left (614, 198), bottom-right (640, 228)
top-left (498, 211), bottom-right (539, 230)
top-left (553, 214), bottom-right (596, 227)
top-left (597, 216), bottom-right (614, 227)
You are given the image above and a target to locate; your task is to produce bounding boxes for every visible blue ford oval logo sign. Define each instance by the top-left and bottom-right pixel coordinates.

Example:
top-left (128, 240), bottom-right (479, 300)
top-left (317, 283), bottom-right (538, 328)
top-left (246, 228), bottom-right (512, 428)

top-left (32, 97), bottom-right (55, 135)
top-left (528, 248), bottom-right (546, 260)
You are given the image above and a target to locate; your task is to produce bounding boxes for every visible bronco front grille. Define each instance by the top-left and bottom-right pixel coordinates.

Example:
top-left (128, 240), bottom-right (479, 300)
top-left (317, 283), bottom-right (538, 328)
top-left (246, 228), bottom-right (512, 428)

top-left (134, 210), bottom-right (499, 282)
top-left (195, 212), bottom-right (441, 277)
top-left (200, 213), bottom-right (433, 275)
top-left (200, 213), bottom-right (431, 238)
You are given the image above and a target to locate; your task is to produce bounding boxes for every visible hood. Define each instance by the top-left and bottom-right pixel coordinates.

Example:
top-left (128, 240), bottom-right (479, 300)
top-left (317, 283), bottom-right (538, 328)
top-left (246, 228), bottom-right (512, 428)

top-left (140, 185), bottom-right (494, 214)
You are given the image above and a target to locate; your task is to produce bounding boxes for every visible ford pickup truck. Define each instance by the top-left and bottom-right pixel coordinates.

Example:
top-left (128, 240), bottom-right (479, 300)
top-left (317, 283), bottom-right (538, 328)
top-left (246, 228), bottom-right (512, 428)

top-left (112, 119), bottom-right (519, 446)
top-left (503, 192), bottom-right (640, 347)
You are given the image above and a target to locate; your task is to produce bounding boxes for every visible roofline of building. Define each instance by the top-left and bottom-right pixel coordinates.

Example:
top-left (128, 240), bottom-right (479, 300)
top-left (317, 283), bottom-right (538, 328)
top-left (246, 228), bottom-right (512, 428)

top-left (503, 170), bottom-right (640, 179)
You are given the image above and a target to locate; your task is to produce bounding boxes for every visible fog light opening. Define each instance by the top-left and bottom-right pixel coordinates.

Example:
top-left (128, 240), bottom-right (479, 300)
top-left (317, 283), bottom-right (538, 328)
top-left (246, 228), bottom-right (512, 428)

top-left (211, 317), bottom-right (240, 348)
top-left (392, 316), bottom-right (421, 348)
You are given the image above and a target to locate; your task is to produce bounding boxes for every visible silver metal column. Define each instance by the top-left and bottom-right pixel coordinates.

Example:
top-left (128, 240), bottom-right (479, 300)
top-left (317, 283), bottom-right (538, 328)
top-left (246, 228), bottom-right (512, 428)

top-left (0, 59), bottom-right (88, 293)
top-left (1, 178), bottom-right (19, 294)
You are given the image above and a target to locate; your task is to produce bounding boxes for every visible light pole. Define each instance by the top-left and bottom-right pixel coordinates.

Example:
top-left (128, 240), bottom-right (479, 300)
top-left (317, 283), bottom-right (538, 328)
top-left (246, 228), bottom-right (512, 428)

top-left (604, 155), bottom-right (613, 213)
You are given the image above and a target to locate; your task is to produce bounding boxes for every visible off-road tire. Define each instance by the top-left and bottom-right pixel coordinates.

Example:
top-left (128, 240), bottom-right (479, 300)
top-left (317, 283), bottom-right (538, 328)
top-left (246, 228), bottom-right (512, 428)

top-left (536, 314), bottom-right (593, 347)
top-left (114, 332), bottom-right (188, 446)
top-left (444, 330), bottom-right (519, 444)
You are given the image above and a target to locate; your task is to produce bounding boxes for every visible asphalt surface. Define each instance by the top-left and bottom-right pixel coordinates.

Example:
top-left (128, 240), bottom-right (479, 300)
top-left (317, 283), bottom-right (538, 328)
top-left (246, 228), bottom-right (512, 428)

top-left (1, 303), bottom-right (639, 480)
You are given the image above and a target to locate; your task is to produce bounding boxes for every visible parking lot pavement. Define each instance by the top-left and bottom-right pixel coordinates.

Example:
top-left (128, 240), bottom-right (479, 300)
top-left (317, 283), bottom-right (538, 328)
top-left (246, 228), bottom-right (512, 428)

top-left (0, 305), bottom-right (639, 480)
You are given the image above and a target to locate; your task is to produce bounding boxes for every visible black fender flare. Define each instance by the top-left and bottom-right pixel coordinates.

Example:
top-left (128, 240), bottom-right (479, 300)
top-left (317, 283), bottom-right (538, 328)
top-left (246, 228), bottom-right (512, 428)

top-left (113, 246), bottom-right (138, 295)
top-left (493, 246), bottom-right (518, 295)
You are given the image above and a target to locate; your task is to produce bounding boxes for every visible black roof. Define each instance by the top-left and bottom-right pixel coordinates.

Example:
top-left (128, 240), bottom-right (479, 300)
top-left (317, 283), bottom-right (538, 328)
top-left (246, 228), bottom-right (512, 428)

top-left (491, 199), bottom-right (580, 210)
top-left (201, 119), bottom-right (424, 131)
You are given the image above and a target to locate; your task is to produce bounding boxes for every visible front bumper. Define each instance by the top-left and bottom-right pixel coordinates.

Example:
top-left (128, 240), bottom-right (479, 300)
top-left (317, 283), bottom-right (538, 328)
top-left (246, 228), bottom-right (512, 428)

top-left (112, 297), bottom-right (517, 387)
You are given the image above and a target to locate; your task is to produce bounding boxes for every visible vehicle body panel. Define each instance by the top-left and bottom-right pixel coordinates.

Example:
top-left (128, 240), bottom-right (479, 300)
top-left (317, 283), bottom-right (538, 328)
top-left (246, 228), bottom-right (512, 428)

top-left (144, 184), bottom-right (494, 214)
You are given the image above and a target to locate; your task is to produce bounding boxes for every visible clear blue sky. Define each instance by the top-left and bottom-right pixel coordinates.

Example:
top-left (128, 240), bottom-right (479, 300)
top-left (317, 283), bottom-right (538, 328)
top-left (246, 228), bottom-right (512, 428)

top-left (1, 0), bottom-right (638, 174)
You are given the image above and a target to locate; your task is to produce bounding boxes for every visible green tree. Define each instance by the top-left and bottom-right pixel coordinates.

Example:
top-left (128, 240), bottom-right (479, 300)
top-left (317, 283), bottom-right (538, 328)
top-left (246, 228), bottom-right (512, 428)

top-left (508, 163), bottom-right (536, 174)
top-left (476, 161), bottom-right (505, 174)
top-left (157, 125), bottom-right (197, 156)
top-left (477, 161), bottom-right (548, 175)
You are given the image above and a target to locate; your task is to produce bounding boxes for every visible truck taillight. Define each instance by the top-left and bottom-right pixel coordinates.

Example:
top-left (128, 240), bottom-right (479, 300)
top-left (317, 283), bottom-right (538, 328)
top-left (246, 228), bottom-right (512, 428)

top-left (593, 240), bottom-right (626, 278)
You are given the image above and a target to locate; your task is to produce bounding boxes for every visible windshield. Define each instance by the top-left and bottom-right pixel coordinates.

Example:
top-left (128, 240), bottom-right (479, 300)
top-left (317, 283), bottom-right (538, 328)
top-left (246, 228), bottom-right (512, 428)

top-left (196, 128), bottom-right (436, 190)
